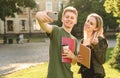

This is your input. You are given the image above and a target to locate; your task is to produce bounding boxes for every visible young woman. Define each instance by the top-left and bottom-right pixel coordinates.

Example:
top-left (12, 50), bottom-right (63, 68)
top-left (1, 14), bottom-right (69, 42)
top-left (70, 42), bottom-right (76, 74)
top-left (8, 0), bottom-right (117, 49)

top-left (77, 13), bottom-right (108, 78)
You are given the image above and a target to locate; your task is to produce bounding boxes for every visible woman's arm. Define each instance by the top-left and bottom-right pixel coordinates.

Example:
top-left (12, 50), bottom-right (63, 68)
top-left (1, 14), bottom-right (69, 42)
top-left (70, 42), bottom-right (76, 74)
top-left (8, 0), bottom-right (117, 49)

top-left (92, 37), bottom-right (108, 64)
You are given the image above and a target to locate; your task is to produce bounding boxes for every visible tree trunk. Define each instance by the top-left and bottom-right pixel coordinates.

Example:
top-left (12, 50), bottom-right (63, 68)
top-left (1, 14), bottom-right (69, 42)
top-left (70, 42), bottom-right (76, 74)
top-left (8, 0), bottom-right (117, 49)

top-left (3, 20), bottom-right (7, 44)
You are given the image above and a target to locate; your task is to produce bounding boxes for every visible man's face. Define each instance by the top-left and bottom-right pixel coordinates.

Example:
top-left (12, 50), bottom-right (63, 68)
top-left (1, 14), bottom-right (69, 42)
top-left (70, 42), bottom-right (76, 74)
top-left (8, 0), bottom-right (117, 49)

top-left (62, 11), bottom-right (77, 29)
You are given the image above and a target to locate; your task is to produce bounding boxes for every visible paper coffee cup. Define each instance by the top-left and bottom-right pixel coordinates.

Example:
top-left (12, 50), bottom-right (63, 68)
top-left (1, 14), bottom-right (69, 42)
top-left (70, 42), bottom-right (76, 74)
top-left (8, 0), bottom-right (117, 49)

top-left (63, 45), bottom-right (69, 53)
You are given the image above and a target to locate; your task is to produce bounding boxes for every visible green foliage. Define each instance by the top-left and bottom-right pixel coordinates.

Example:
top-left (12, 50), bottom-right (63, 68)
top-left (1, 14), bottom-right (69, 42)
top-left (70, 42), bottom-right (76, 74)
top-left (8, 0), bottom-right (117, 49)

top-left (106, 48), bottom-right (113, 62)
top-left (16, 0), bottom-right (36, 9)
top-left (55, 0), bottom-right (118, 38)
top-left (109, 33), bottom-right (120, 69)
top-left (104, 0), bottom-right (120, 23)
top-left (68, 0), bottom-right (118, 28)
top-left (104, 0), bottom-right (120, 17)
top-left (0, 0), bottom-right (36, 21)
top-left (104, 0), bottom-right (120, 70)
top-left (54, 0), bottom-right (119, 31)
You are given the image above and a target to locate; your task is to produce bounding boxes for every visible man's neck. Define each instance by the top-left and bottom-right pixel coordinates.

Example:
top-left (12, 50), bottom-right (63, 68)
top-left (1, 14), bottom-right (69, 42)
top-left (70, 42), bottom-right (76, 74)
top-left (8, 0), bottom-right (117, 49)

top-left (62, 26), bottom-right (72, 33)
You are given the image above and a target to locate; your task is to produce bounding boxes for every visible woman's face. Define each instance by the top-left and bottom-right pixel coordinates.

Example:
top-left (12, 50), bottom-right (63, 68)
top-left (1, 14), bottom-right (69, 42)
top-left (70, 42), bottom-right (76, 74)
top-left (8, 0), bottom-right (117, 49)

top-left (84, 16), bottom-right (97, 33)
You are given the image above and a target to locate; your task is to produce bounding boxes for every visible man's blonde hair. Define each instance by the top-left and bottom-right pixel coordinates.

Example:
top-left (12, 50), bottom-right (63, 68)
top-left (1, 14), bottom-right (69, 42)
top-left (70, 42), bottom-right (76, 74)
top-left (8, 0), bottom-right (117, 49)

top-left (62, 6), bottom-right (78, 17)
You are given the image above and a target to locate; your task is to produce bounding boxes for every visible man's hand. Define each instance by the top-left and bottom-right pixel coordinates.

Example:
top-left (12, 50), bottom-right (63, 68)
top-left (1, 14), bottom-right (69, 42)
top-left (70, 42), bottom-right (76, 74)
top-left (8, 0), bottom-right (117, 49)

top-left (35, 11), bottom-right (53, 33)
top-left (35, 11), bottom-right (53, 23)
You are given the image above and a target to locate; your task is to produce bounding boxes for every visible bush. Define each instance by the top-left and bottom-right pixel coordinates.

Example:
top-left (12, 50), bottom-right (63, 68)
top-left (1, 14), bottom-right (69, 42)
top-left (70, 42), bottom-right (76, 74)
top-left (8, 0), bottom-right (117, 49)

top-left (109, 32), bottom-right (120, 69)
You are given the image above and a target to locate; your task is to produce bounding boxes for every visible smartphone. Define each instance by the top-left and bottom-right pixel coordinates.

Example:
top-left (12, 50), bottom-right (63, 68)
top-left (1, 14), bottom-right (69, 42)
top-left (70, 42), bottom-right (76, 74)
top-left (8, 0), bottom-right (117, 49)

top-left (47, 12), bottom-right (58, 21)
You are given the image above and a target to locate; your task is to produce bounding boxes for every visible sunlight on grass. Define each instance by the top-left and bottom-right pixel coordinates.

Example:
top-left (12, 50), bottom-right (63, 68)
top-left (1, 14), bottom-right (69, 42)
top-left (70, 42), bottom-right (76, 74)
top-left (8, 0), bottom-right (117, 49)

top-left (104, 63), bottom-right (120, 78)
top-left (106, 48), bottom-right (113, 62)
top-left (1, 62), bottom-right (48, 78)
top-left (71, 64), bottom-right (81, 78)
top-left (1, 62), bottom-right (120, 78)
top-left (0, 48), bottom-right (120, 78)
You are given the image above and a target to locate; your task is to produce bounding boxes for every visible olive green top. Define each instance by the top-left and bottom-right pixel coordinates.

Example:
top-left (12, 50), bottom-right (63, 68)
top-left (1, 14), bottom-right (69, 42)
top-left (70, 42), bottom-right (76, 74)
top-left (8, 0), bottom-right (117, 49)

top-left (47, 25), bottom-right (77, 78)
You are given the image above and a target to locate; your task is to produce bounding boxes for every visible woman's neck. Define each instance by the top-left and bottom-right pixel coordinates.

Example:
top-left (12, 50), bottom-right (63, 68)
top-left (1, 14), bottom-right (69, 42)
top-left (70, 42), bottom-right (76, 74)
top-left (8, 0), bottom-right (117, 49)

top-left (84, 32), bottom-right (93, 39)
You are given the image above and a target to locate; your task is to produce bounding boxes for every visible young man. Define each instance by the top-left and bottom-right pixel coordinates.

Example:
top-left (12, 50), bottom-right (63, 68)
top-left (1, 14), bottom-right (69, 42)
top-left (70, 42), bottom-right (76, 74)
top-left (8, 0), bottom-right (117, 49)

top-left (35, 6), bottom-right (78, 78)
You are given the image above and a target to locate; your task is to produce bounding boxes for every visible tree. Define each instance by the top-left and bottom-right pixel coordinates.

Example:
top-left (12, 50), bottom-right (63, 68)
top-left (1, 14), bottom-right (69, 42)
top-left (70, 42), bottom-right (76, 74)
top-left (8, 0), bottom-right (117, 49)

top-left (104, 0), bottom-right (120, 70)
top-left (0, 0), bottom-right (36, 43)
top-left (51, 0), bottom-right (119, 38)
top-left (91, 0), bottom-right (119, 30)
top-left (65, 0), bottom-right (118, 38)
top-left (104, 0), bottom-right (120, 18)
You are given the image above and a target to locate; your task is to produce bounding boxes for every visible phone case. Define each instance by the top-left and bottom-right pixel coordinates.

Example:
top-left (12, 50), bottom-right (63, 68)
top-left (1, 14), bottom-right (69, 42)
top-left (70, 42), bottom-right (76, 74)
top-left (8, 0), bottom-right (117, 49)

top-left (47, 12), bottom-right (58, 21)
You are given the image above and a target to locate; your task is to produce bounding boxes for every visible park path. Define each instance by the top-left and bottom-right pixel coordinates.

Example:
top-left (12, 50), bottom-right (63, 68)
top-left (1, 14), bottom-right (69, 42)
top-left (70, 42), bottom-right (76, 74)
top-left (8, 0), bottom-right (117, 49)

top-left (0, 38), bottom-right (116, 75)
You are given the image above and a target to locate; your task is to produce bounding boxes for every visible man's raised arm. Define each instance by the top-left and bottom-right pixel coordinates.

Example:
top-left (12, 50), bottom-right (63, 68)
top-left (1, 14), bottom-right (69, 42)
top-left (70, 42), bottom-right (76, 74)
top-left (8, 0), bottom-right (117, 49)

top-left (35, 11), bottom-right (53, 33)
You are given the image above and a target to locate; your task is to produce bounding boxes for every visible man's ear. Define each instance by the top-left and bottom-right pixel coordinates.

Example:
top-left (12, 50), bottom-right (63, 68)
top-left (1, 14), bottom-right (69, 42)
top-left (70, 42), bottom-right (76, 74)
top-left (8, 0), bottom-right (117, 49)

top-left (75, 19), bottom-right (77, 24)
top-left (61, 16), bottom-right (64, 23)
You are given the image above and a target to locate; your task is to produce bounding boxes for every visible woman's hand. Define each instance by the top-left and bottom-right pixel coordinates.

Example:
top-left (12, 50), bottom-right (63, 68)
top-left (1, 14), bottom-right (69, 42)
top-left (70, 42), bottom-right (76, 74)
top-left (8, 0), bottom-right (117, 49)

top-left (91, 32), bottom-right (99, 45)
top-left (77, 52), bottom-right (84, 63)
top-left (91, 37), bottom-right (99, 45)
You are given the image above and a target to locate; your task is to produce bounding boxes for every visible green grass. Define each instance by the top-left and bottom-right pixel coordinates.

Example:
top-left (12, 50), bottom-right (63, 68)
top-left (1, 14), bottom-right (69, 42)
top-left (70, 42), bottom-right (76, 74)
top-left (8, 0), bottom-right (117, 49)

top-left (0, 62), bottom-right (48, 78)
top-left (104, 63), bottom-right (120, 78)
top-left (0, 48), bottom-right (120, 78)
top-left (106, 48), bottom-right (113, 62)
